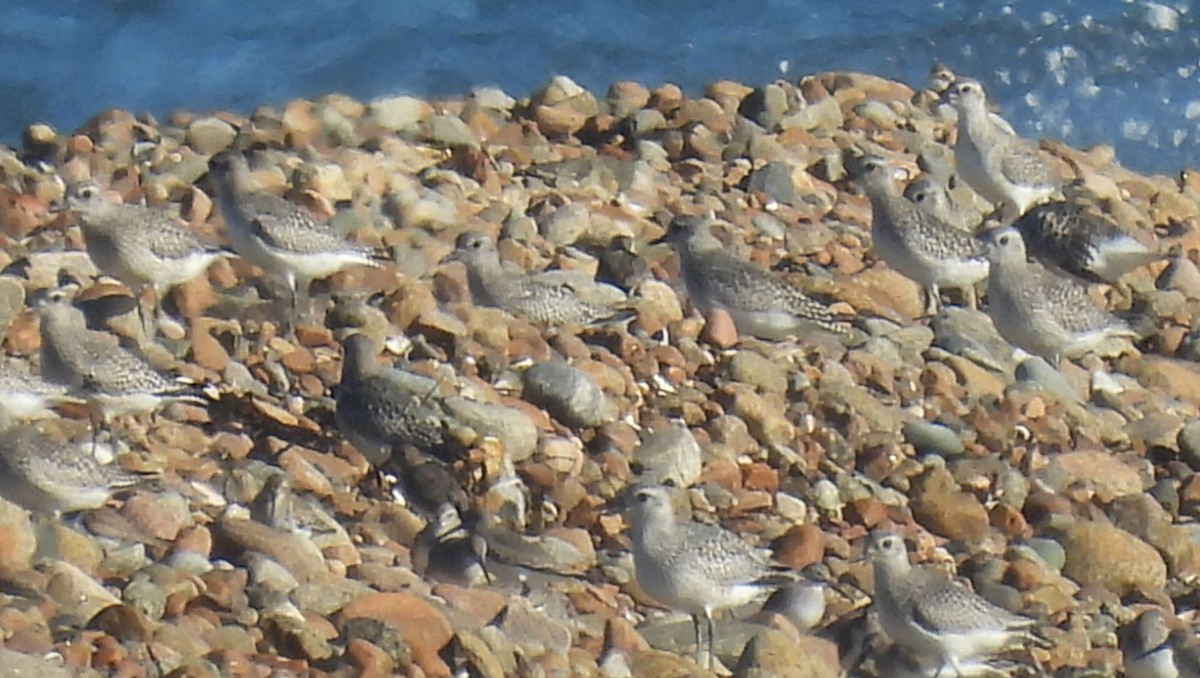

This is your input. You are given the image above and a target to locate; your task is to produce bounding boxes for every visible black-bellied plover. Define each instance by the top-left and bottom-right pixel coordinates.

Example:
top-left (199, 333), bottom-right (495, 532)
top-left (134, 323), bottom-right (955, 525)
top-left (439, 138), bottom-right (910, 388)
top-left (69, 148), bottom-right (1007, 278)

top-left (445, 230), bottom-right (630, 326)
top-left (904, 176), bottom-right (978, 233)
top-left (854, 155), bottom-right (990, 315)
top-left (63, 181), bottom-right (226, 338)
top-left (0, 362), bottom-right (82, 422)
top-left (624, 484), bottom-right (793, 669)
top-left (946, 78), bottom-right (1060, 218)
top-left (334, 333), bottom-right (451, 467)
top-left (865, 529), bottom-right (1035, 676)
top-left (762, 579), bottom-right (827, 632)
top-left (982, 226), bottom-right (1141, 366)
top-left (1121, 609), bottom-right (1200, 678)
top-left (34, 288), bottom-right (205, 429)
top-left (1013, 200), bottom-right (1162, 284)
top-left (209, 151), bottom-right (378, 330)
top-left (412, 502), bottom-right (491, 587)
top-left (595, 235), bottom-right (652, 293)
top-left (0, 421), bottom-right (149, 515)
top-left (656, 215), bottom-right (853, 340)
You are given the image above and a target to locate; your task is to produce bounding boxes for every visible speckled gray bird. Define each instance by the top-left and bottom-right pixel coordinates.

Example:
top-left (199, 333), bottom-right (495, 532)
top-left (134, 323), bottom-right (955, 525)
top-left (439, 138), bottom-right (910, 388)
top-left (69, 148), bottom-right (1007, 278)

top-left (1013, 200), bottom-right (1162, 283)
top-left (855, 155), bottom-right (990, 315)
top-left (983, 226), bottom-right (1141, 366)
top-left (866, 530), bottom-right (1035, 676)
top-left (209, 151), bottom-right (378, 328)
top-left (445, 230), bottom-right (629, 326)
top-left (335, 333), bottom-right (451, 466)
top-left (658, 215), bottom-right (853, 340)
top-left (0, 362), bottom-right (82, 422)
top-left (34, 288), bottom-right (204, 426)
top-left (625, 484), bottom-right (794, 669)
top-left (1122, 609), bottom-right (1200, 678)
top-left (946, 78), bottom-right (1059, 218)
top-left (0, 422), bottom-right (148, 515)
top-left (64, 181), bottom-right (226, 338)
top-left (904, 176), bottom-right (979, 233)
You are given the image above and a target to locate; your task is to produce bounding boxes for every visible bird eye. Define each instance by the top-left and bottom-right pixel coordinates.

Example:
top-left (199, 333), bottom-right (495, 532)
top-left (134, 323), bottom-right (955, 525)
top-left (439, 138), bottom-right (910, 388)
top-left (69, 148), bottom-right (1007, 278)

top-left (998, 234), bottom-right (1010, 246)
top-left (636, 491), bottom-right (652, 503)
top-left (881, 536), bottom-right (894, 549)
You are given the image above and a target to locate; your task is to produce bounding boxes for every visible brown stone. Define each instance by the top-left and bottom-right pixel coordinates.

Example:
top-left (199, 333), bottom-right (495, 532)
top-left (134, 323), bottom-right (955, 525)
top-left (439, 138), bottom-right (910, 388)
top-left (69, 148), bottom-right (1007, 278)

top-left (338, 592), bottom-right (454, 678)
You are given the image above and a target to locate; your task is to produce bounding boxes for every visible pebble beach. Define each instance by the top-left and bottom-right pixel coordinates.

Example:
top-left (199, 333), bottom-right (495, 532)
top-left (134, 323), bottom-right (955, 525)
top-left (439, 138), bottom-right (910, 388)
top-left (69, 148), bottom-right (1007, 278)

top-left (0, 68), bottom-right (1198, 677)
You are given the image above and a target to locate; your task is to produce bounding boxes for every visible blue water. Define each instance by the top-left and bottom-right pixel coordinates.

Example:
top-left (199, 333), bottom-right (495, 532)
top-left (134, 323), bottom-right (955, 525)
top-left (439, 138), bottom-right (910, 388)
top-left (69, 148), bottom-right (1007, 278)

top-left (4, 0), bottom-right (1199, 174)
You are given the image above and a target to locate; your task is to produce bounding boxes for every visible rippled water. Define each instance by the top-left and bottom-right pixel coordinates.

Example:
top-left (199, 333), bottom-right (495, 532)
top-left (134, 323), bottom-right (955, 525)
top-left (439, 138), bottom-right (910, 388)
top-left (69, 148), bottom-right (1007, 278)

top-left (3, 0), bottom-right (1198, 173)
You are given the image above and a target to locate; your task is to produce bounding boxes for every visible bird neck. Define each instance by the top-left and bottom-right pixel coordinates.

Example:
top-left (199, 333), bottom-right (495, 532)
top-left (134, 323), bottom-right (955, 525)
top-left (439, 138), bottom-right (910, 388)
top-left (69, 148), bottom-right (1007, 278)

top-left (630, 512), bottom-right (678, 553)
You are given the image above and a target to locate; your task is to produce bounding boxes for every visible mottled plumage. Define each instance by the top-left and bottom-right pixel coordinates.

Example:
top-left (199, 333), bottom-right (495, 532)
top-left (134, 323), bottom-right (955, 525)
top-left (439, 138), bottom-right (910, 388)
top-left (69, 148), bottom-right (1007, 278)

top-left (209, 151), bottom-right (377, 327)
top-left (904, 176), bottom-right (978, 233)
top-left (1013, 200), bottom-right (1162, 283)
top-left (947, 78), bottom-right (1059, 217)
top-left (0, 422), bottom-right (147, 515)
top-left (595, 235), bottom-right (652, 292)
top-left (659, 215), bottom-right (853, 340)
top-left (983, 227), bottom-right (1140, 365)
top-left (65, 181), bottom-right (226, 337)
top-left (35, 289), bottom-right (203, 423)
top-left (335, 333), bottom-right (451, 466)
top-left (0, 363), bottom-right (81, 421)
top-left (867, 530), bottom-right (1034, 675)
top-left (626, 484), bottom-right (793, 669)
top-left (856, 155), bottom-right (990, 315)
top-left (446, 230), bottom-right (628, 326)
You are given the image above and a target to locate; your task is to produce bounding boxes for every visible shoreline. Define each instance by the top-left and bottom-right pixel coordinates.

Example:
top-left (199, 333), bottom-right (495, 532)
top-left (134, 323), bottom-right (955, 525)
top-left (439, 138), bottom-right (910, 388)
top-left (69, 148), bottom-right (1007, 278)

top-left (0, 71), bottom-right (1195, 676)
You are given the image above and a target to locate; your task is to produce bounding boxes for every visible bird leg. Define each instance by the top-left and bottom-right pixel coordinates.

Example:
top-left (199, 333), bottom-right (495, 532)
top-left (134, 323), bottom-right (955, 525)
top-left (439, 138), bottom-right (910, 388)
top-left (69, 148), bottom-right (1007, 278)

top-left (924, 284), bottom-right (943, 317)
top-left (705, 610), bottom-right (716, 670)
top-left (692, 614), bottom-right (705, 668)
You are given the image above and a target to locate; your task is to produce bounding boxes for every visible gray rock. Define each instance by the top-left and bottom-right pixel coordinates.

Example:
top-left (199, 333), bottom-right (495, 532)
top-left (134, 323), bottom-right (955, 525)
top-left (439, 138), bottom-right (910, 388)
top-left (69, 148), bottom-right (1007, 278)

top-left (747, 162), bottom-right (796, 205)
top-left (780, 96), bottom-right (843, 132)
top-left (367, 95), bottom-right (429, 132)
top-left (443, 396), bottom-right (539, 462)
top-left (1015, 356), bottom-right (1079, 401)
top-left (426, 113), bottom-right (479, 149)
top-left (1025, 538), bottom-right (1067, 573)
top-left (123, 573), bottom-right (167, 620)
top-left (633, 423), bottom-right (703, 487)
top-left (185, 116), bottom-right (236, 155)
top-left (728, 350), bottom-right (789, 394)
top-left (1178, 420), bottom-right (1200, 471)
top-left (902, 420), bottom-right (965, 457)
top-left (931, 306), bottom-right (1015, 372)
top-left (521, 360), bottom-right (616, 428)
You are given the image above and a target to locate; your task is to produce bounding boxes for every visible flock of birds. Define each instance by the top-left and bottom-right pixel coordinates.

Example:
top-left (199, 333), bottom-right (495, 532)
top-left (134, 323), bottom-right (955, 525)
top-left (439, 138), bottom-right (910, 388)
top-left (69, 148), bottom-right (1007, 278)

top-left (0, 63), bottom-right (1186, 677)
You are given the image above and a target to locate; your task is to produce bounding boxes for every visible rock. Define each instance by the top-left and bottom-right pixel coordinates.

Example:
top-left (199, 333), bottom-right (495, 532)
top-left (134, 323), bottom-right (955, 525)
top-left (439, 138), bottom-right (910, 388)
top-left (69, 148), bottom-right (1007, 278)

top-left (728, 350), bottom-right (789, 394)
top-left (902, 420), bottom-right (965, 457)
top-left (539, 202), bottom-right (592, 246)
top-left (337, 592), bottom-right (453, 677)
top-left (632, 422), bottom-right (703, 487)
top-left (1057, 519), bottom-right (1167, 597)
top-left (185, 117), bottom-right (236, 155)
top-left (522, 360), bottom-right (617, 428)
top-left (734, 627), bottom-right (840, 678)
top-left (746, 162), bottom-right (797, 205)
top-left (910, 466), bottom-right (990, 543)
top-left (442, 397), bottom-right (538, 463)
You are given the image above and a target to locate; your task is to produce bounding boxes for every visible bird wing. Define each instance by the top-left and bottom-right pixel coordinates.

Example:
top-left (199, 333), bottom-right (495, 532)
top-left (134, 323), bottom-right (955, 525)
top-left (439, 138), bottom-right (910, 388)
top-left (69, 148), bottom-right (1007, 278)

top-left (997, 140), bottom-right (1058, 188)
top-left (241, 194), bottom-right (357, 255)
top-left (910, 575), bottom-right (1031, 634)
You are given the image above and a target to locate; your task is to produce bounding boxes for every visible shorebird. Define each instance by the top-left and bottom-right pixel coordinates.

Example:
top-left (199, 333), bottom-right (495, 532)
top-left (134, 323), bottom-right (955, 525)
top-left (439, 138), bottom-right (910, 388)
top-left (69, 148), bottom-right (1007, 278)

top-left (444, 230), bottom-right (630, 326)
top-left (208, 151), bottom-right (378, 331)
top-left (412, 502), bottom-right (491, 587)
top-left (0, 421), bottom-right (151, 515)
top-left (656, 215), bottom-right (854, 340)
top-left (334, 333), bottom-right (452, 467)
top-left (0, 362), bottom-right (83, 422)
top-left (945, 78), bottom-right (1060, 219)
top-left (34, 287), bottom-right (205, 431)
top-left (854, 155), bottom-right (990, 315)
top-left (63, 181), bottom-right (226, 339)
top-left (904, 176), bottom-right (979, 233)
top-left (982, 226), bottom-right (1142, 366)
top-left (1121, 609), bottom-right (1200, 678)
top-left (1013, 200), bottom-right (1162, 284)
top-left (624, 484), bottom-right (794, 669)
top-left (865, 529), bottom-right (1036, 676)
top-left (594, 235), bottom-right (652, 293)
